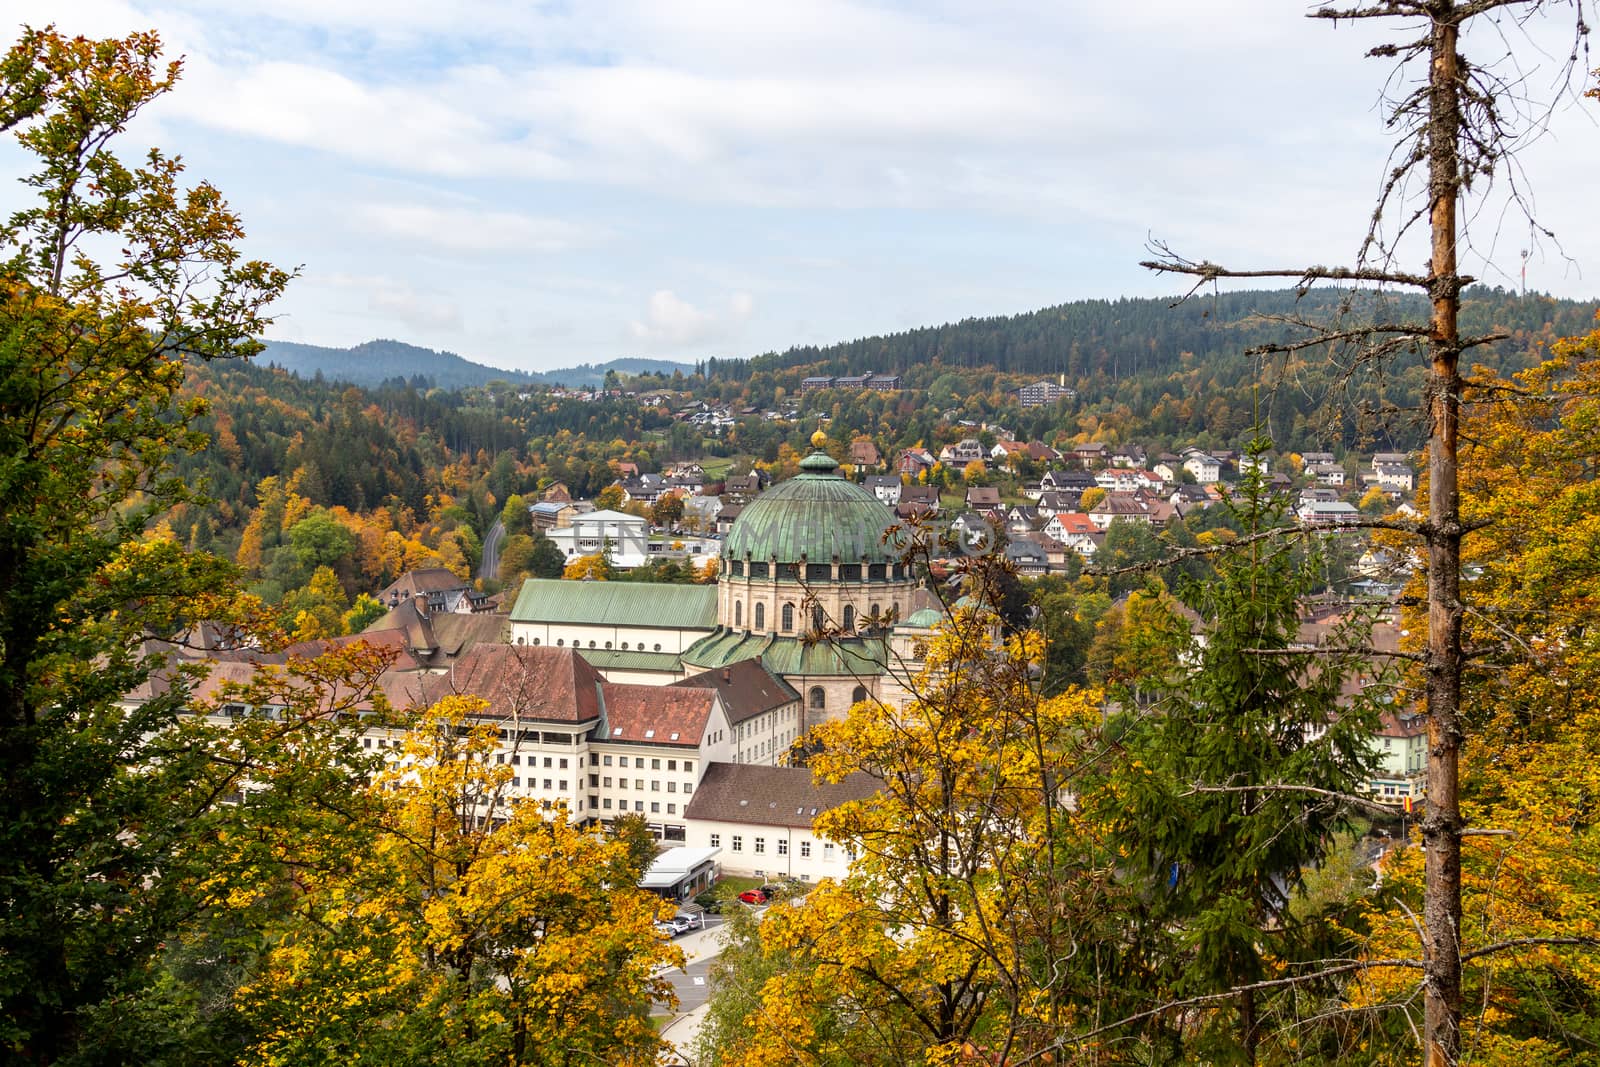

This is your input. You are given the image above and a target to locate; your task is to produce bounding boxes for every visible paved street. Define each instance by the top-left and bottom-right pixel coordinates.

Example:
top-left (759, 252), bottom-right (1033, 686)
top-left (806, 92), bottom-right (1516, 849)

top-left (478, 518), bottom-right (504, 581)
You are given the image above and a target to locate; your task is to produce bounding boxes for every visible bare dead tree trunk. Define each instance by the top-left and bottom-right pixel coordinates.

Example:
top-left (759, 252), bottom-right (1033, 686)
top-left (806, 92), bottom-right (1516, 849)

top-left (1422, 14), bottom-right (1465, 1065)
top-left (1139, 3), bottom-right (1589, 1063)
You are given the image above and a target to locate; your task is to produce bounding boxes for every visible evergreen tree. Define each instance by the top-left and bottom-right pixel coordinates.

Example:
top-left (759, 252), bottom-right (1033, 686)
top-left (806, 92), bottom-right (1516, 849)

top-left (1100, 442), bottom-right (1382, 1061)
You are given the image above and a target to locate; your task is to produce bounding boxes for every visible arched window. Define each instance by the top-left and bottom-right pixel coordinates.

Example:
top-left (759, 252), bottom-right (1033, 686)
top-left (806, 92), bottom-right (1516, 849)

top-left (812, 605), bottom-right (825, 632)
top-left (754, 602), bottom-right (765, 631)
top-left (852, 685), bottom-right (868, 705)
top-left (735, 601), bottom-right (742, 627)
top-left (843, 605), bottom-right (855, 632)
top-left (782, 603), bottom-right (795, 631)
top-left (809, 687), bottom-right (825, 711)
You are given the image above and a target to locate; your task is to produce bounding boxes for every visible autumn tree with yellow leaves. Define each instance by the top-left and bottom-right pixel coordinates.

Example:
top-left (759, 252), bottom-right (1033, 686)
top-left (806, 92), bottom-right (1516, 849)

top-left (1341, 325), bottom-right (1600, 1063)
top-left (698, 572), bottom-right (1127, 1066)
top-left (0, 25), bottom-right (292, 1060)
top-left (229, 693), bottom-right (680, 1066)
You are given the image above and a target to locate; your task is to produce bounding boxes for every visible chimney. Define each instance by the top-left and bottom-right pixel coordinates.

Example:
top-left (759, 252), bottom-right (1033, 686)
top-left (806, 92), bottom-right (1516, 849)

top-left (722, 667), bottom-right (732, 683)
top-left (413, 592), bottom-right (429, 618)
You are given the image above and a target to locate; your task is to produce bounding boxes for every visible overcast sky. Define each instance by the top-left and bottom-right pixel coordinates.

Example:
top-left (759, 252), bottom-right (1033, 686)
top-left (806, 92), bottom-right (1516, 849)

top-left (9, 1), bottom-right (1599, 372)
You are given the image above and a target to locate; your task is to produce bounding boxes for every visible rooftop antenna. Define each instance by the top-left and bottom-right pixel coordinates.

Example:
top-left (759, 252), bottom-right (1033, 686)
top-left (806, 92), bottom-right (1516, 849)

top-left (1520, 249), bottom-right (1529, 298)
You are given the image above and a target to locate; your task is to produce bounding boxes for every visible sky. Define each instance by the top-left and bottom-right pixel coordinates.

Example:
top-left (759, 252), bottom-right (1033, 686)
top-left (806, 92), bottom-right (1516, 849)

top-left (7, 1), bottom-right (1600, 373)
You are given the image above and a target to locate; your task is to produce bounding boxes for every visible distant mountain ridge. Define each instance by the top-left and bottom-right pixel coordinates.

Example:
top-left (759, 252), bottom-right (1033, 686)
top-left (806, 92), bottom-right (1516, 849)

top-left (258, 338), bottom-right (691, 390)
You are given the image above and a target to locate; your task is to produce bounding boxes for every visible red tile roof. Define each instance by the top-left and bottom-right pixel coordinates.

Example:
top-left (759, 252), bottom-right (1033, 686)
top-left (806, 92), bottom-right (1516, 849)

top-left (597, 683), bottom-right (718, 747)
top-left (414, 644), bottom-right (604, 723)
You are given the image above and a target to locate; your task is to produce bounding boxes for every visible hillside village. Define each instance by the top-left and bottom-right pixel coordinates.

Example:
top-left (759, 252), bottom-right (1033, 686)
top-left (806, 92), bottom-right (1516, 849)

top-left (140, 427), bottom-right (1431, 899)
top-left (10, 15), bottom-right (1600, 1067)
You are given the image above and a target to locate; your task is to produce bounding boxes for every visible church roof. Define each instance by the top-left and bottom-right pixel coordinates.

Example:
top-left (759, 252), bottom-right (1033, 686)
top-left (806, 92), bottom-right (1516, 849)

top-left (722, 449), bottom-right (897, 565)
top-left (679, 628), bottom-right (889, 677)
top-left (509, 579), bottom-right (718, 629)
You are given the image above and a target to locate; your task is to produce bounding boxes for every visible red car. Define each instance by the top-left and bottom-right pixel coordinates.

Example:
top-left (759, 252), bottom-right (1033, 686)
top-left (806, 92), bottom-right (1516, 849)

top-left (737, 889), bottom-right (768, 905)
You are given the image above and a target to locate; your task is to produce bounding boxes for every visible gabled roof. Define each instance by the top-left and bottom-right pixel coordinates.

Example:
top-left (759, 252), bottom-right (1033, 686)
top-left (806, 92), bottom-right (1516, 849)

top-left (510, 579), bottom-right (718, 629)
top-left (965, 487), bottom-right (1002, 506)
top-left (597, 683), bottom-right (716, 747)
top-left (683, 762), bottom-right (878, 828)
top-left (412, 643), bottom-right (605, 723)
top-left (380, 567), bottom-right (470, 601)
top-left (674, 658), bottom-right (800, 724)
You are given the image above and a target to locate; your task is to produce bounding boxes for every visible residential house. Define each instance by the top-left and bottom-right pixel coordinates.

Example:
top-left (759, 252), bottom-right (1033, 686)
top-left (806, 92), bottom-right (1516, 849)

top-left (850, 438), bottom-right (883, 470)
top-left (897, 448), bottom-right (936, 478)
top-left (379, 567), bottom-right (488, 615)
top-left (1110, 444), bottom-right (1148, 469)
top-left (713, 502), bottom-right (744, 536)
top-left (1371, 452), bottom-right (1415, 492)
top-left (1307, 463), bottom-right (1347, 487)
top-left (1025, 441), bottom-right (1062, 465)
top-left (1044, 512), bottom-right (1102, 556)
top-left (864, 475), bottom-right (903, 506)
top-left (939, 439), bottom-right (987, 467)
top-left (1182, 452), bottom-right (1222, 484)
top-left (530, 500), bottom-right (579, 531)
top-left (1088, 492), bottom-right (1153, 530)
top-left (723, 471), bottom-right (765, 503)
top-left (964, 486), bottom-right (1003, 516)
top-left (1004, 539), bottom-right (1049, 576)
top-left (1299, 486), bottom-right (1340, 505)
top-left (895, 485), bottom-right (941, 519)
top-left (1036, 490), bottom-right (1082, 513)
top-left (1070, 442), bottom-right (1108, 468)
top-left (1367, 711), bottom-right (1427, 805)
top-left (1014, 529), bottom-right (1071, 571)
top-left (1168, 484), bottom-right (1212, 517)
top-left (1296, 500), bottom-right (1360, 525)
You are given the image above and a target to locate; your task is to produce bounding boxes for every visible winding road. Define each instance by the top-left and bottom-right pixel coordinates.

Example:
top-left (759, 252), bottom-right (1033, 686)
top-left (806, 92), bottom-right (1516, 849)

top-left (478, 518), bottom-right (505, 581)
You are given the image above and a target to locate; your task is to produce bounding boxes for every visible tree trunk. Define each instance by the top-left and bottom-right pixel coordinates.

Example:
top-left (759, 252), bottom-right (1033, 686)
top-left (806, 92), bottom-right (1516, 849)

top-left (1422, 8), bottom-right (1465, 1065)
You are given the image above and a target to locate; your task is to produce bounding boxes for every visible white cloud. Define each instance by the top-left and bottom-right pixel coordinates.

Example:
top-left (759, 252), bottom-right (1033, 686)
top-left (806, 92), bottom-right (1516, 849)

top-left (629, 289), bottom-right (753, 348)
top-left (322, 272), bottom-right (462, 333)
top-left (352, 202), bottom-right (601, 254)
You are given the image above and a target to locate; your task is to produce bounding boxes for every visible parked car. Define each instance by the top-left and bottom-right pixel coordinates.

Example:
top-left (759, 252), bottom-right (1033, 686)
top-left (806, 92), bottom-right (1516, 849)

top-left (737, 889), bottom-right (768, 906)
top-left (670, 914), bottom-right (699, 934)
top-left (758, 883), bottom-right (788, 899)
top-left (653, 921), bottom-right (678, 938)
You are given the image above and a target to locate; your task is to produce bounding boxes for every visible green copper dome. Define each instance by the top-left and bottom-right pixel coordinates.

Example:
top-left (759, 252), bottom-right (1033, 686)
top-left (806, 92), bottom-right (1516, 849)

top-left (723, 451), bottom-right (897, 565)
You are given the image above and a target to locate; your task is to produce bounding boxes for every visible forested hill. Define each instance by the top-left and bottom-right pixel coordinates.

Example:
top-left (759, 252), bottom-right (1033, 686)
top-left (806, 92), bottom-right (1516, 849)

top-left (260, 338), bottom-right (538, 390)
top-left (259, 338), bottom-right (691, 390)
top-left (704, 287), bottom-right (1600, 383)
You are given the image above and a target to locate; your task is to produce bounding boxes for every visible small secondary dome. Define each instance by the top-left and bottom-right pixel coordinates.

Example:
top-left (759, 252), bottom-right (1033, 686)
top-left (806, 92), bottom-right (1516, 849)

top-left (723, 449), bottom-right (897, 565)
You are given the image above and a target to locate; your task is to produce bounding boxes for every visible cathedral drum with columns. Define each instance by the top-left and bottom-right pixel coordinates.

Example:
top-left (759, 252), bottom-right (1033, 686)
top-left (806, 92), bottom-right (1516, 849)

top-left (680, 433), bottom-right (922, 724)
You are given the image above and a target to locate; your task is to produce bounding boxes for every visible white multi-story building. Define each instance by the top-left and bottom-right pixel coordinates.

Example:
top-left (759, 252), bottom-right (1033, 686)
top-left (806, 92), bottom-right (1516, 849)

top-left (682, 763), bottom-right (876, 883)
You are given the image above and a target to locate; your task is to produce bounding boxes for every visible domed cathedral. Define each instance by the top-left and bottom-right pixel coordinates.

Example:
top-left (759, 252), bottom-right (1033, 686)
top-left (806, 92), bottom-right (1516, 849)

top-left (679, 433), bottom-right (925, 724)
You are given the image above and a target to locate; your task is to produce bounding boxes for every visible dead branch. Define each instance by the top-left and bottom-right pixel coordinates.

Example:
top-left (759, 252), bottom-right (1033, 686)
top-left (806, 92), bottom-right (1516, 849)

top-left (1181, 781), bottom-right (1402, 818)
